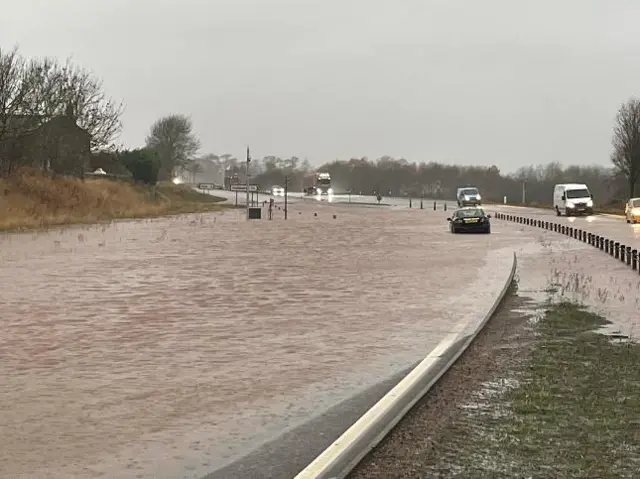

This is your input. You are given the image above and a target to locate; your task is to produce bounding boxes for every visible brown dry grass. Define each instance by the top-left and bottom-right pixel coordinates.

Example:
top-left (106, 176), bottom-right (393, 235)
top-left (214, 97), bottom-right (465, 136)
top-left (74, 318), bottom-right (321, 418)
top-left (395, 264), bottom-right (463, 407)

top-left (0, 168), bottom-right (226, 231)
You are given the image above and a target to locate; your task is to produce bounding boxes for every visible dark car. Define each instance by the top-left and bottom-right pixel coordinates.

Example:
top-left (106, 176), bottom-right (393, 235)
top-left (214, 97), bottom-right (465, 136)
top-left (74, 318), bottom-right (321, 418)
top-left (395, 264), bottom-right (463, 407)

top-left (447, 207), bottom-right (491, 234)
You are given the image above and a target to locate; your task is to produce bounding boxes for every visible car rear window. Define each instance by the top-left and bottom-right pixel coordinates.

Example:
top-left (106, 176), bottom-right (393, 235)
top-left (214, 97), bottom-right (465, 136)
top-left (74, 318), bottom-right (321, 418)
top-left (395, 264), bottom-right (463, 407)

top-left (457, 208), bottom-right (484, 217)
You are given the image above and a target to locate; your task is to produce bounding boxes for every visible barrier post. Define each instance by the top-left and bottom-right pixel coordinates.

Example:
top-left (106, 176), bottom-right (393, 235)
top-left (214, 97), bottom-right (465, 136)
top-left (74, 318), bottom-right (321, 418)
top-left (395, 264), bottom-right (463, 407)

top-left (626, 246), bottom-right (632, 266)
top-left (284, 176), bottom-right (288, 219)
top-left (633, 250), bottom-right (638, 270)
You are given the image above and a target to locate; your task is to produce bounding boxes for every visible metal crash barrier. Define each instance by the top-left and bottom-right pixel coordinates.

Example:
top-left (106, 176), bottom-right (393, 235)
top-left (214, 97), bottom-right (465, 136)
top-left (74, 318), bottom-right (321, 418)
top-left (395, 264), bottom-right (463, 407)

top-left (493, 212), bottom-right (640, 274)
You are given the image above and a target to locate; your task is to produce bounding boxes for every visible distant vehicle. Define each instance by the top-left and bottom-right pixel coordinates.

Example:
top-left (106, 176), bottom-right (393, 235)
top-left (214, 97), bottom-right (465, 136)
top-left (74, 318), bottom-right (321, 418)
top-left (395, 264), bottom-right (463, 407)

top-left (553, 183), bottom-right (594, 216)
top-left (447, 207), bottom-right (491, 234)
top-left (272, 185), bottom-right (285, 196)
top-left (303, 172), bottom-right (333, 195)
top-left (625, 197), bottom-right (640, 223)
top-left (456, 186), bottom-right (482, 207)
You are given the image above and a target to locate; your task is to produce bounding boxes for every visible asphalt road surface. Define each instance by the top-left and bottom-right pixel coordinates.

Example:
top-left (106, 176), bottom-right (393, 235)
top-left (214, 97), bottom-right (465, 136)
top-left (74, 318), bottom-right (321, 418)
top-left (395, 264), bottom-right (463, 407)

top-left (490, 204), bottom-right (640, 248)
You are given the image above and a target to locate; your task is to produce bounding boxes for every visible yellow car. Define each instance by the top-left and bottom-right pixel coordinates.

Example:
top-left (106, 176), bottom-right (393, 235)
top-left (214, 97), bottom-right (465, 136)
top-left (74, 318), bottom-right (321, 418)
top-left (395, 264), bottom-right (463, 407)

top-left (625, 197), bottom-right (640, 223)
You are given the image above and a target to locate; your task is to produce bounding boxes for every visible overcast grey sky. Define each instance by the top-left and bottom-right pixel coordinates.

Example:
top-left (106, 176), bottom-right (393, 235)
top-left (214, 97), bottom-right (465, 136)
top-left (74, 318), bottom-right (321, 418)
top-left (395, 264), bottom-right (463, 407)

top-left (2, 0), bottom-right (639, 171)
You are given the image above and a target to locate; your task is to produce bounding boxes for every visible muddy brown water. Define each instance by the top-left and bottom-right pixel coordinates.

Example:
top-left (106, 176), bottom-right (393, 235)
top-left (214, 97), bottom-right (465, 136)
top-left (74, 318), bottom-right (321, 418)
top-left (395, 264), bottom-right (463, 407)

top-left (1, 203), bottom-right (518, 478)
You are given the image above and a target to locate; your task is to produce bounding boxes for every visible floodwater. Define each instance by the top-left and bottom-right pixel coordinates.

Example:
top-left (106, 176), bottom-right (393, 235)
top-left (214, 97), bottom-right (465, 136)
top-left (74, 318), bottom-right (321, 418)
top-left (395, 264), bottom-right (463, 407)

top-left (1, 202), bottom-right (515, 478)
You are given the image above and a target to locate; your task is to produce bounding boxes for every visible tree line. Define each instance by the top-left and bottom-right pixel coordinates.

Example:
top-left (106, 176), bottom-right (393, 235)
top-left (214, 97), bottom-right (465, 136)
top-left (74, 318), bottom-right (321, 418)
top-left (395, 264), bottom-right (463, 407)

top-left (3, 45), bottom-right (640, 205)
top-left (182, 97), bottom-right (640, 206)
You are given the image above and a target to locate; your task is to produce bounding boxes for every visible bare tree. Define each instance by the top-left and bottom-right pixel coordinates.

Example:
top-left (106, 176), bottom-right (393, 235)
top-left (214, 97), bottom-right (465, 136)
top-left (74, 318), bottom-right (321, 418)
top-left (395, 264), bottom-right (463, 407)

top-left (146, 114), bottom-right (200, 180)
top-left (4, 49), bottom-right (123, 150)
top-left (612, 97), bottom-right (640, 197)
top-left (0, 46), bottom-right (31, 175)
top-left (0, 46), bottom-right (27, 128)
top-left (1, 47), bottom-right (124, 175)
top-left (48, 59), bottom-right (124, 150)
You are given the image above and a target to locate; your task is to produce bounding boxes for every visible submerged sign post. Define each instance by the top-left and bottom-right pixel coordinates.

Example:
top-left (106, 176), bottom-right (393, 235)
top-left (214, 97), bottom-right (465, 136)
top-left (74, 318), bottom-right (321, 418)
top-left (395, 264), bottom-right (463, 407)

top-left (246, 146), bottom-right (251, 220)
top-left (231, 183), bottom-right (260, 213)
top-left (230, 184), bottom-right (259, 192)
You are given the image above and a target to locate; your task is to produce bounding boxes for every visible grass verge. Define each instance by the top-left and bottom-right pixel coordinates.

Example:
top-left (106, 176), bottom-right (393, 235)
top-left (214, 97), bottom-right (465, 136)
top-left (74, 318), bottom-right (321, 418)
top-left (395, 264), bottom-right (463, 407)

top-left (425, 301), bottom-right (640, 478)
top-left (0, 169), bottom-right (228, 231)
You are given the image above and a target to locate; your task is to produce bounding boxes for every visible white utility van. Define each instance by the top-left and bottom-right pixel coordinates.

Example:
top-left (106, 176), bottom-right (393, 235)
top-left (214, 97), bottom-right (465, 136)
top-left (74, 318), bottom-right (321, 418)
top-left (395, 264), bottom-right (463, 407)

top-left (553, 183), bottom-right (594, 216)
top-left (456, 186), bottom-right (482, 207)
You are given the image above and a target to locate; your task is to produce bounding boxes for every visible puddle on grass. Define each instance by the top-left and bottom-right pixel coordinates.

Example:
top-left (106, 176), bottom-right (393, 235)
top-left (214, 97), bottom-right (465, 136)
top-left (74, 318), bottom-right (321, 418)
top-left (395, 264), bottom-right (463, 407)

top-left (507, 290), bottom-right (548, 326)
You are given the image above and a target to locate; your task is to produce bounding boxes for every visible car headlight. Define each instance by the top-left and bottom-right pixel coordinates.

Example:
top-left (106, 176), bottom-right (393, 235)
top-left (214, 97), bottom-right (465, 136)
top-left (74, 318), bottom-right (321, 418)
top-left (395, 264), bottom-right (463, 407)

top-left (476, 195), bottom-right (481, 200)
top-left (586, 199), bottom-right (593, 206)
top-left (327, 188), bottom-right (333, 194)
top-left (566, 201), bottom-right (574, 208)
top-left (632, 208), bottom-right (640, 215)
top-left (464, 196), bottom-right (470, 200)
top-left (316, 188), bottom-right (322, 194)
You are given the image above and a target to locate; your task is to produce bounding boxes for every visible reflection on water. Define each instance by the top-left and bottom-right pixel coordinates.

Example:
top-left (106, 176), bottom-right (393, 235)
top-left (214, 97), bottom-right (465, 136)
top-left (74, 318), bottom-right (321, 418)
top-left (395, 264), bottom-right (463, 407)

top-left (1, 204), bottom-right (515, 478)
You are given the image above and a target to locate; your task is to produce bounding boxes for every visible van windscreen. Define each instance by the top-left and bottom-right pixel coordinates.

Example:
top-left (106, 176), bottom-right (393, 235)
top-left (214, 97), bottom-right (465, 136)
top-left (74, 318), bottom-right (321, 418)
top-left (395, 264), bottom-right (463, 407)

top-left (566, 189), bottom-right (590, 199)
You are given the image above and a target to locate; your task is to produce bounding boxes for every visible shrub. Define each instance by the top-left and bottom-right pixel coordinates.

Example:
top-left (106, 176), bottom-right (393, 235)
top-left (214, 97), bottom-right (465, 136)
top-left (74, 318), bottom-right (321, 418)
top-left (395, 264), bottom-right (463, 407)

top-left (120, 148), bottom-right (161, 185)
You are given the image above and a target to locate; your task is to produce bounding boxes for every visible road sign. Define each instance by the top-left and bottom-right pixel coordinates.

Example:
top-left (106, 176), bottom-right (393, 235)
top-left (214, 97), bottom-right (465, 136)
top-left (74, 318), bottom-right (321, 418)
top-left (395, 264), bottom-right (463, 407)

top-left (198, 183), bottom-right (216, 190)
top-left (231, 184), bottom-right (258, 192)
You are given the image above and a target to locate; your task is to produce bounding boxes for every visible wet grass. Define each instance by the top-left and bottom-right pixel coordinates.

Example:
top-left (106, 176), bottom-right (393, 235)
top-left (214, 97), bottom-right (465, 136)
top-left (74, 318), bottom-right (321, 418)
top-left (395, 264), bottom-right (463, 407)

top-left (0, 169), bottom-right (228, 231)
top-left (428, 301), bottom-right (640, 478)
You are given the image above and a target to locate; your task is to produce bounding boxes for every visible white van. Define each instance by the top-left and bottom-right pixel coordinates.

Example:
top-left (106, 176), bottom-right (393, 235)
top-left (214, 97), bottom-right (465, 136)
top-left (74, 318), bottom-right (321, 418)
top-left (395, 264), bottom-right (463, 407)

top-left (553, 183), bottom-right (594, 216)
top-left (456, 186), bottom-right (482, 207)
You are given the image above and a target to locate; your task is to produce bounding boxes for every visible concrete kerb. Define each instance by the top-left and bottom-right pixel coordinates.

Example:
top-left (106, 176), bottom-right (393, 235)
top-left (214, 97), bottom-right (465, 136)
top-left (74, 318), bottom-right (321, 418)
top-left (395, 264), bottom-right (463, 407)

top-left (494, 212), bottom-right (640, 272)
top-left (294, 252), bottom-right (518, 479)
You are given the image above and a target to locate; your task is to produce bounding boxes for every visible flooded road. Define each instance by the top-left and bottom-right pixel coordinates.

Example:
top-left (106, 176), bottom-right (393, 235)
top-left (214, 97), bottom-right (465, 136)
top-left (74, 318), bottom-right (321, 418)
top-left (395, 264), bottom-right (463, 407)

top-left (1, 203), bottom-right (516, 478)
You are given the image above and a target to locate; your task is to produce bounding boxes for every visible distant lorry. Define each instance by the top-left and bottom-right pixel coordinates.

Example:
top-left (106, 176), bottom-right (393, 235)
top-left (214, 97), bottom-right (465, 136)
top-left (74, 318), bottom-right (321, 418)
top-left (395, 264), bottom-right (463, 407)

top-left (303, 172), bottom-right (333, 195)
top-left (456, 186), bottom-right (482, 207)
top-left (553, 183), bottom-right (594, 216)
